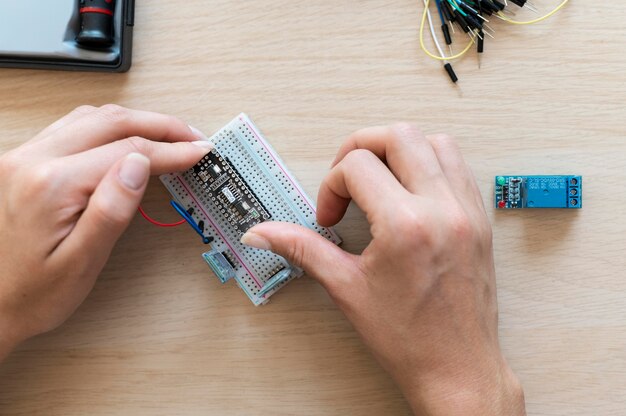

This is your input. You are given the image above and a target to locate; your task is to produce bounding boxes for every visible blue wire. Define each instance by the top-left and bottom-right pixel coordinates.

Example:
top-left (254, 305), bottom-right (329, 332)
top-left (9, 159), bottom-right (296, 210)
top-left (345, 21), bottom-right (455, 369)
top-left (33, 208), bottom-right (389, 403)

top-left (170, 200), bottom-right (212, 244)
top-left (435, 0), bottom-right (446, 25)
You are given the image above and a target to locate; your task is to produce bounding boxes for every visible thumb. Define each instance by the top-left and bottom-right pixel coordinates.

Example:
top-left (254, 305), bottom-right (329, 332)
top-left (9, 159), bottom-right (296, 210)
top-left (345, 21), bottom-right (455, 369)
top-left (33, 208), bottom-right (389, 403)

top-left (56, 153), bottom-right (150, 269)
top-left (241, 221), bottom-right (358, 296)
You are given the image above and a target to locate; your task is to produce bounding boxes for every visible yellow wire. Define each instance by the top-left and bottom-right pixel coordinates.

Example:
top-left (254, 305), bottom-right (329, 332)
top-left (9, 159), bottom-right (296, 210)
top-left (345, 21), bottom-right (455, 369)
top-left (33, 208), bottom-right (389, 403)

top-left (419, 0), bottom-right (570, 61)
top-left (420, 0), bottom-right (473, 61)
top-left (498, 0), bottom-right (570, 25)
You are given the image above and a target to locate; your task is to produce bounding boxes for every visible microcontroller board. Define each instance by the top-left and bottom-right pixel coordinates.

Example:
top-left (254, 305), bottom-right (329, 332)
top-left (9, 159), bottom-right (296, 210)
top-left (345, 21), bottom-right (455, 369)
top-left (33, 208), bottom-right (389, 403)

top-left (191, 151), bottom-right (271, 234)
top-left (495, 175), bottom-right (582, 209)
top-left (160, 114), bottom-right (342, 305)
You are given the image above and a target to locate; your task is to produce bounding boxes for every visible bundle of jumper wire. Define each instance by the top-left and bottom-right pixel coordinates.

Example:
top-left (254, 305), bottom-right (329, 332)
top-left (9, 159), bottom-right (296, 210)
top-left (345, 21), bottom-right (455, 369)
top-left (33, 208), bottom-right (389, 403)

top-left (420, 0), bottom-right (570, 84)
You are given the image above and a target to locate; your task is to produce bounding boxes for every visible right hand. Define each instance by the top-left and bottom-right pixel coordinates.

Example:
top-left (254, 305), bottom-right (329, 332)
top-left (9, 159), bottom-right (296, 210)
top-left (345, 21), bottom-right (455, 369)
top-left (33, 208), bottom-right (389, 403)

top-left (241, 124), bottom-right (526, 415)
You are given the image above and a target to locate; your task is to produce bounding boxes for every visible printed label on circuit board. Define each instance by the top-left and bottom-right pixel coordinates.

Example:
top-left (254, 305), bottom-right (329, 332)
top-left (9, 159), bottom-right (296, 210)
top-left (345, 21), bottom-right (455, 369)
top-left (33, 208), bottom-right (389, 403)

top-left (190, 151), bottom-right (271, 235)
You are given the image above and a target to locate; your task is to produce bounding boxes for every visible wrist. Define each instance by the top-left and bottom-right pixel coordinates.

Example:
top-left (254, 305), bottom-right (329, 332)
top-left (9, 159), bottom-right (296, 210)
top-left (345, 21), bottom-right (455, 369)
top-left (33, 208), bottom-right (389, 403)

top-left (402, 357), bottom-right (526, 416)
top-left (0, 308), bottom-right (24, 363)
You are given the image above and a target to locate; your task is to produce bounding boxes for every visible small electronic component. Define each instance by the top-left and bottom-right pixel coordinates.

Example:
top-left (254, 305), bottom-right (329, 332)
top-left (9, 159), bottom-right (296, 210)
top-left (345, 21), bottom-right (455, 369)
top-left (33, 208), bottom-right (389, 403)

top-left (495, 175), bottom-right (582, 209)
top-left (202, 250), bottom-right (236, 283)
top-left (161, 114), bottom-right (341, 305)
top-left (256, 267), bottom-right (293, 297)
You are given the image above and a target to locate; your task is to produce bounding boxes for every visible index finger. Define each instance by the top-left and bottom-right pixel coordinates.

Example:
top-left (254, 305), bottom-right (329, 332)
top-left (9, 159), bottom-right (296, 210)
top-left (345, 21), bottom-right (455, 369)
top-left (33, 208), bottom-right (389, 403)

top-left (38, 105), bottom-right (203, 156)
top-left (56, 137), bottom-right (213, 194)
top-left (317, 149), bottom-right (410, 227)
top-left (332, 124), bottom-right (448, 196)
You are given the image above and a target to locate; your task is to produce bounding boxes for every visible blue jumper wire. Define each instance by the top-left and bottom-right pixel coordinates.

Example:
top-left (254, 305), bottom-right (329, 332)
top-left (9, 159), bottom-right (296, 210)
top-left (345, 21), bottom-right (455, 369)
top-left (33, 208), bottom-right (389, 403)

top-left (170, 200), bottom-right (213, 244)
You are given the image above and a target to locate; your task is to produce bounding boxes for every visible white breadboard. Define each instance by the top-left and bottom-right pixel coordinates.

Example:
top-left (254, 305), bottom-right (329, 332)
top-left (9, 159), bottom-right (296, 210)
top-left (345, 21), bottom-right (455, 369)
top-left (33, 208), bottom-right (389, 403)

top-left (160, 114), bottom-right (341, 305)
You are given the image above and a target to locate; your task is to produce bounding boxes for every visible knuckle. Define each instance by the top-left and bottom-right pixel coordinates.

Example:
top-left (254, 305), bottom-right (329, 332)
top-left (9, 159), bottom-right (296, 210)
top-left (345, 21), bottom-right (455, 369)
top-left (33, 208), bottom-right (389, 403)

top-left (97, 104), bottom-right (130, 124)
top-left (72, 105), bottom-right (96, 116)
top-left (429, 133), bottom-right (457, 148)
top-left (391, 122), bottom-right (424, 143)
top-left (160, 115), bottom-right (188, 140)
top-left (285, 240), bottom-right (308, 268)
top-left (447, 209), bottom-right (474, 240)
top-left (164, 114), bottom-right (186, 130)
top-left (90, 194), bottom-right (128, 228)
top-left (124, 136), bottom-right (151, 156)
top-left (347, 126), bottom-right (371, 142)
top-left (396, 203), bottom-right (423, 227)
top-left (27, 163), bottom-right (60, 194)
top-left (0, 151), bottom-right (21, 174)
top-left (341, 148), bottom-right (377, 167)
top-left (388, 204), bottom-right (430, 244)
top-left (397, 208), bottom-right (423, 230)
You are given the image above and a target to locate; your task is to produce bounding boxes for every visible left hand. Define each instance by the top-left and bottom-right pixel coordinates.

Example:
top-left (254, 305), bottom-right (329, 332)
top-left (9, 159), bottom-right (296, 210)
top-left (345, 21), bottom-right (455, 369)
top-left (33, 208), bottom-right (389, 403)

top-left (0, 105), bottom-right (212, 360)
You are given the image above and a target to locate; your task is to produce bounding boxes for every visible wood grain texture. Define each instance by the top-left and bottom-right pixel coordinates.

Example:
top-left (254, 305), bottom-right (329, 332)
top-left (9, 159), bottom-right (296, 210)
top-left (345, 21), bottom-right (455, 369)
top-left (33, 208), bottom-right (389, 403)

top-left (0, 1), bottom-right (625, 415)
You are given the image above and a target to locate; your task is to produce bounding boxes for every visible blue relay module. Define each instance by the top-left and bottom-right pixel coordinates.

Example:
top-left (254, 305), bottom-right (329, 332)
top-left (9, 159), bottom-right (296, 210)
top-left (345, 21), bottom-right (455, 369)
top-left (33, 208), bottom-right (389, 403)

top-left (495, 176), bottom-right (582, 209)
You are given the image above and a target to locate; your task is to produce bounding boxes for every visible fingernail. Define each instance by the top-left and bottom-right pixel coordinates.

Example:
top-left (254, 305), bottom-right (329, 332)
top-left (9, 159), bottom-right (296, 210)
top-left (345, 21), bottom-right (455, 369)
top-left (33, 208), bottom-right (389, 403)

top-left (118, 153), bottom-right (150, 190)
top-left (189, 125), bottom-right (209, 141)
top-left (240, 231), bottom-right (272, 251)
top-left (191, 140), bottom-right (214, 150)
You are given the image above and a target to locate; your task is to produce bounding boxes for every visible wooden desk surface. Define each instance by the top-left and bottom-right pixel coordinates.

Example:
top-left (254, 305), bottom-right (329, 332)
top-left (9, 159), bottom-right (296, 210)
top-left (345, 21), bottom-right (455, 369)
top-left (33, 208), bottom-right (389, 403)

top-left (1, 1), bottom-right (625, 415)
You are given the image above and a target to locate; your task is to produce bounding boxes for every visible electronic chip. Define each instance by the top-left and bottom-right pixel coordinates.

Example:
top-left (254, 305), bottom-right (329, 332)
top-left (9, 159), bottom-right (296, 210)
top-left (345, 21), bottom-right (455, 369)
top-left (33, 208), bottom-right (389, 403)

top-left (211, 165), bottom-right (222, 177)
top-left (198, 171), bottom-right (210, 182)
top-left (234, 201), bottom-right (249, 216)
top-left (221, 187), bottom-right (237, 203)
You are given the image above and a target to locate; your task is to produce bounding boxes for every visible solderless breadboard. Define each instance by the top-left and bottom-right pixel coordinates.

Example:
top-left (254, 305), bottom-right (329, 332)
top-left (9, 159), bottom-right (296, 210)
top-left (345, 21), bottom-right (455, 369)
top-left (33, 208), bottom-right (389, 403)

top-left (160, 114), bottom-right (341, 305)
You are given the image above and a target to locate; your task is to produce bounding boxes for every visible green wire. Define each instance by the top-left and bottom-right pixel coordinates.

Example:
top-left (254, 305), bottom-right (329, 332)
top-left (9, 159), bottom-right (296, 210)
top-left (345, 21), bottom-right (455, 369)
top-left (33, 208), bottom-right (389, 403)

top-left (446, 0), bottom-right (469, 17)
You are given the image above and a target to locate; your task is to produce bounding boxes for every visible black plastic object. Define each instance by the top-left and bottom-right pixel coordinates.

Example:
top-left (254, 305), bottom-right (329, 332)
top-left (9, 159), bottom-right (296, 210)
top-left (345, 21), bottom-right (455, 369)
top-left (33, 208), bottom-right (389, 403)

top-left (454, 11), bottom-right (471, 33)
top-left (0, 0), bottom-right (134, 73)
top-left (464, 14), bottom-right (482, 30)
top-left (441, 24), bottom-right (452, 46)
top-left (444, 63), bottom-right (458, 83)
top-left (76, 0), bottom-right (117, 48)
top-left (491, 0), bottom-right (506, 10)
top-left (441, 2), bottom-right (453, 22)
top-left (443, 1), bottom-right (456, 22)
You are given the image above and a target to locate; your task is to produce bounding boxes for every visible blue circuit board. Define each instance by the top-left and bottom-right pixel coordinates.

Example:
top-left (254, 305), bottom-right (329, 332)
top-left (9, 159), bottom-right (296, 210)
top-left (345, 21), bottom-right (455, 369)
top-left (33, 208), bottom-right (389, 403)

top-left (495, 175), bottom-right (582, 209)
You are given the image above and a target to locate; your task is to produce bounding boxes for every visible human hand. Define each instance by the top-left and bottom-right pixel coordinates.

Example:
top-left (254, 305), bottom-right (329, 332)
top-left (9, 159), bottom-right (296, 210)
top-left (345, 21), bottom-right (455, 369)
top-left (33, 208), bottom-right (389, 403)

top-left (241, 124), bottom-right (525, 415)
top-left (0, 105), bottom-right (212, 360)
